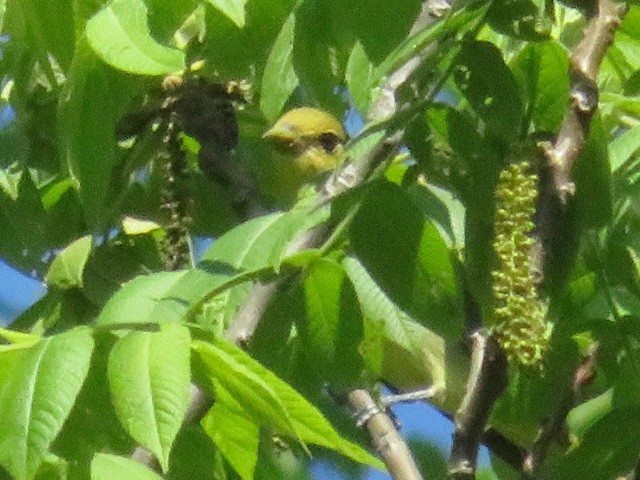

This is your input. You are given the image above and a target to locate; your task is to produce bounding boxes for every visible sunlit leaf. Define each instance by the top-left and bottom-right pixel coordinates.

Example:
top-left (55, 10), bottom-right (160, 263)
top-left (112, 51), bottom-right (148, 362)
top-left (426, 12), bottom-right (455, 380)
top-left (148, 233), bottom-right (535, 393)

top-left (108, 323), bottom-right (190, 471)
top-left (86, 0), bottom-right (185, 75)
top-left (0, 328), bottom-right (94, 480)
top-left (91, 453), bottom-right (164, 480)
top-left (44, 235), bottom-right (93, 289)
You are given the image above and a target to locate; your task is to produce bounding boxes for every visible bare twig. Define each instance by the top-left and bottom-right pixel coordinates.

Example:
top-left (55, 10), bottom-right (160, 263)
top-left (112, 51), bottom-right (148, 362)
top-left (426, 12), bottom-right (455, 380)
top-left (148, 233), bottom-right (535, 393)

top-left (541, 0), bottom-right (627, 203)
top-left (348, 389), bottom-right (424, 480)
top-left (448, 332), bottom-right (508, 479)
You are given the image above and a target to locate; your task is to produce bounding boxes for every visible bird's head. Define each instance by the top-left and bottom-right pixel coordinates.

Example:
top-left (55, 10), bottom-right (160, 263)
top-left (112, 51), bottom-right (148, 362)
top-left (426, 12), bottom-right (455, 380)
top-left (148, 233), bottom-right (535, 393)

top-left (263, 107), bottom-right (346, 177)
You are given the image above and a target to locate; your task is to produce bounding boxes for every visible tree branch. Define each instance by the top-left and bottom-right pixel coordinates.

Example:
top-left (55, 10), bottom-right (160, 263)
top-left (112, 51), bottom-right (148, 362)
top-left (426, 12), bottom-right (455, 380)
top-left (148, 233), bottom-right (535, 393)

top-left (521, 1), bottom-right (626, 472)
top-left (542, 0), bottom-right (627, 203)
top-left (448, 331), bottom-right (508, 479)
top-left (348, 389), bottom-right (424, 480)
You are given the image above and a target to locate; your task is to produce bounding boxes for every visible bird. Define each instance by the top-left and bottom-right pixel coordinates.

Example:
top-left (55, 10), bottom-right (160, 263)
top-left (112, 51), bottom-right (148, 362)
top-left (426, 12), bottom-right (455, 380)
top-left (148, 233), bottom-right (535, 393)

top-left (262, 107), bottom-right (347, 187)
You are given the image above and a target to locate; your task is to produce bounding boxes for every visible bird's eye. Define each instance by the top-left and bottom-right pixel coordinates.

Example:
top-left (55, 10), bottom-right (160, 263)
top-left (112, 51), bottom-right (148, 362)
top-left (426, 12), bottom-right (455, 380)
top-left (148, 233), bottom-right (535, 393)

top-left (317, 132), bottom-right (341, 153)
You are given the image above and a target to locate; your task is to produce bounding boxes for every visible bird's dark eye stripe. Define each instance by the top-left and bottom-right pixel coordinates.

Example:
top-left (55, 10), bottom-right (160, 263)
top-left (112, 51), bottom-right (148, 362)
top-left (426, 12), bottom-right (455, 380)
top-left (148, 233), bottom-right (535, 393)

top-left (317, 132), bottom-right (341, 153)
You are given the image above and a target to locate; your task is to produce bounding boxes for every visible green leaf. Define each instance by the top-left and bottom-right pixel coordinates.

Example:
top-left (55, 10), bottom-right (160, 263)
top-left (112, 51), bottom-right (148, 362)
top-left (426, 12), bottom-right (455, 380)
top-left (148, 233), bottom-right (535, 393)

top-left (91, 453), bottom-right (164, 480)
top-left (85, 0), bottom-right (185, 75)
top-left (193, 339), bottom-right (384, 470)
top-left (487, 0), bottom-right (551, 41)
top-left (0, 170), bottom-right (49, 272)
top-left (108, 323), bottom-right (190, 472)
top-left (201, 207), bottom-right (328, 274)
top-left (44, 235), bottom-right (93, 289)
top-left (96, 269), bottom-right (233, 327)
top-left (0, 328), bottom-right (94, 480)
top-left (511, 41), bottom-right (570, 132)
top-left (567, 389), bottom-right (613, 439)
top-left (349, 181), bottom-right (463, 340)
top-left (260, 13), bottom-right (298, 122)
top-left (59, 41), bottom-right (142, 228)
top-left (301, 258), bottom-right (364, 387)
top-left (455, 41), bottom-right (524, 141)
top-left (373, 2), bottom-right (489, 84)
top-left (201, 383), bottom-right (259, 480)
top-left (292, 0), bottom-right (347, 114)
top-left (574, 114), bottom-right (612, 229)
top-left (205, 0), bottom-right (247, 28)
top-left (346, 41), bottom-right (373, 115)
top-left (343, 256), bottom-right (449, 398)
top-left (193, 339), bottom-right (298, 439)
top-left (19, 0), bottom-right (76, 72)
top-left (198, 0), bottom-right (295, 79)
top-left (333, 0), bottom-right (420, 63)
top-left (548, 406), bottom-right (640, 480)
top-left (609, 124), bottom-right (640, 172)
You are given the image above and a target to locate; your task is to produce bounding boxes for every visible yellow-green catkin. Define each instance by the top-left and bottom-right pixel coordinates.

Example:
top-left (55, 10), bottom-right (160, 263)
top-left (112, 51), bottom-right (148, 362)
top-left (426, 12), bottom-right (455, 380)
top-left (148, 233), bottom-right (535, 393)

top-left (491, 161), bottom-right (550, 368)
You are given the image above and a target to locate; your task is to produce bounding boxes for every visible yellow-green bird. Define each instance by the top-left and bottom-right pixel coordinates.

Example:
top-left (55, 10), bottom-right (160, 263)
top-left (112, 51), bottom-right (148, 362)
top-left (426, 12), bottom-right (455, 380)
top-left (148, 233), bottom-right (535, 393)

top-left (262, 108), bottom-right (347, 204)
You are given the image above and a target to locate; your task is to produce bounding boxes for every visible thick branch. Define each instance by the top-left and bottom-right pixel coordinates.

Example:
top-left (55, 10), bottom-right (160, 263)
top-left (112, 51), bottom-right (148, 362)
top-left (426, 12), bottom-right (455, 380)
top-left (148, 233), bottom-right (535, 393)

top-left (543, 0), bottom-right (626, 203)
top-left (448, 332), bottom-right (507, 479)
top-left (348, 389), bottom-right (424, 480)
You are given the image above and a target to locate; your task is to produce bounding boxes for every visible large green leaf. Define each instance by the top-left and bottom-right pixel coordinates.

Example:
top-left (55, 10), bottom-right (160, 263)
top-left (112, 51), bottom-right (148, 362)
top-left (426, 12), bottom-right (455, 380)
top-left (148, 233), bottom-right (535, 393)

top-left (85, 0), bottom-right (185, 75)
top-left (91, 453), bottom-right (164, 480)
top-left (0, 328), bottom-right (94, 480)
top-left (454, 41), bottom-right (524, 141)
top-left (17, 0), bottom-right (75, 72)
top-left (193, 339), bottom-right (385, 470)
top-left (332, 0), bottom-right (420, 63)
top-left (195, 208), bottom-right (328, 330)
top-left (96, 268), bottom-right (233, 327)
top-left (349, 180), bottom-right (463, 340)
top-left (108, 323), bottom-right (190, 472)
top-left (193, 339), bottom-right (298, 439)
top-left (511, 41), bottom-right (570, 132)
top-left (199, 0), bottom-right (295, 79)
top-left (58, 41), bottom-right (142, 228)
top-left (300, 258), bottom-right (364, 387)
top-left (292, 0), bottom-right (349, 114)
top-left (343, 256), bottom-right (450, 398)
top-left (260, 13), bottom-right (298, 122)
top-left (201, 382), bottom-right (259, 480)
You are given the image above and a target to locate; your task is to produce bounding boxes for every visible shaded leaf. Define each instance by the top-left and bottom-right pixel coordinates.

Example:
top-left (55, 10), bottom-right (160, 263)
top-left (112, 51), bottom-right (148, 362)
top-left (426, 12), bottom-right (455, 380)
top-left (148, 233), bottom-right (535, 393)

top-left (511, 41), bottom-right (569, 132)
top-left (454, 41), bottom-right (524, 141)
